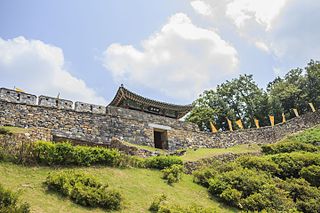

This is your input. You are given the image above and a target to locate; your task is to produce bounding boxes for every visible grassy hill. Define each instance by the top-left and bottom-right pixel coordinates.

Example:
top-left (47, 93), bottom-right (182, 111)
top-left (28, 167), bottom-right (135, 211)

top-left (0, 162), bottom-right (235, 213)
top-left (1, 125), bottom-right (320, 212)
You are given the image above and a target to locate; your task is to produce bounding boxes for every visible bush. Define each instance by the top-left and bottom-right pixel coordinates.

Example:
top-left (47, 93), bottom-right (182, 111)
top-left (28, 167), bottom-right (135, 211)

top-left (149, 194), bottom-right (216, 213)
top-left (261, 141), bottom-right (318, 154)
top-left (193, 167), bottom-right (217, 187)
top-left (279, 178), bottom-right (320, 213)
top-left (270, 152), bottom-right (320, 178)
top-left (162, 164), bottom-right (184, 185)
top-left (300, 165), bottom-right (320, 187)
top-left (0, 184), bottom-right (30, 213)
top-left (145, 155), bottom-right (183, 169)
top-left (208, 168), bottom-right (270, 197)
top-left (207, 167), bottom-right (296, 211)
top-left (0, 147), bottom-right (4, 161)
top-left (219, 188), bottom-right (242, 207)
top-left (149, 194), bottom-right (167, 212)
top-left (33, 141), bottom-right (133, 167)
top-left (0, 127), bottom-right (12, 135)
top-left (44, 170), bottom-right (122, 210)
top-left (236, 155), bottom-right (281, 175)
top-left (241, 184), bottom-right (295, 212)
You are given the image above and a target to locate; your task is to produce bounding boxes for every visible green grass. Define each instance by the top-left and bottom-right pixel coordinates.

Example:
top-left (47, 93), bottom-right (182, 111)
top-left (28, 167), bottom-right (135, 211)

top-left (121, 141), bottom-right (166, 154)
top-left (284, 125), bottom-right (320, 144)
top-left (0, 126), bottom-right (27, 134)
top-left (0, 162), bottom-right (236, 213)
top-left (180, 144), bottom-right (261, 162)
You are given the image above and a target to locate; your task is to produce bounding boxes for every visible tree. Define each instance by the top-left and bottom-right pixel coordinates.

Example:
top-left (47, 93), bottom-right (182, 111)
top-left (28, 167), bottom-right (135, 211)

top-left (267, 68), bottom-right (307, 119)
top-left (305, 60), bottom-right (320, 108)
top-left (187, 59), bottom-right (320, 131)
top-left (187, 75), bottom-right (269, 131)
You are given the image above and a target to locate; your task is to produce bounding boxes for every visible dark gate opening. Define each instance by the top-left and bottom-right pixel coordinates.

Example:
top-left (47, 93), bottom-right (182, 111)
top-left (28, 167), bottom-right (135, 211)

top-left (154, 129), bottom-right (168, 149)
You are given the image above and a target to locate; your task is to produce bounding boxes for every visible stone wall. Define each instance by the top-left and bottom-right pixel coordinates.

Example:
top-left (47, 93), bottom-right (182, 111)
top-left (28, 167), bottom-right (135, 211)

top-left (0, 99), bottom-right (195, 149)
top-left (1, 87), bottom-right (320, 151)
top-left (171, 111), bottom-right (320, 149)
top-left (0, 88), bottom-right (37, 105)
top-left (75, 101), bottom-right (105, 114)
top-left (38, 95), bottom-right (73, 110)
top-left (0, 127), bottom-right (52, 160)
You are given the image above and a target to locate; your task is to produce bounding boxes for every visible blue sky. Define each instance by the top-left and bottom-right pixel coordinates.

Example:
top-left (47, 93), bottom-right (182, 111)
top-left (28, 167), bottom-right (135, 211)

top-left (1, 0), bottom-right (320, 105)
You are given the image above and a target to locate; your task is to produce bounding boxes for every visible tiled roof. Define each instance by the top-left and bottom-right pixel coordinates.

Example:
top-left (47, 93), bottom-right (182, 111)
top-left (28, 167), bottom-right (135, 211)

top-left (109, 86), bottom-right (193, 119)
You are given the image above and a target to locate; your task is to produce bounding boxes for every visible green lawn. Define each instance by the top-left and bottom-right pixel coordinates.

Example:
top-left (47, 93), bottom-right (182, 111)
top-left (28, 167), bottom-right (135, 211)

top-left (180, 144), bottom-right (261, 162)
top-left (284, 125), bottom-right (320, 144)
top-left (0, 162), bottom-right (235, 213)
top-left (121, 140), bottom-right (166, 154)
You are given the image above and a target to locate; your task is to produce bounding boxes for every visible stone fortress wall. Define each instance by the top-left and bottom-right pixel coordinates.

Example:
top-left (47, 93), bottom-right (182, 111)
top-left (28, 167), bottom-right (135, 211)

top-left (1, 87), bottom-right (320, 151)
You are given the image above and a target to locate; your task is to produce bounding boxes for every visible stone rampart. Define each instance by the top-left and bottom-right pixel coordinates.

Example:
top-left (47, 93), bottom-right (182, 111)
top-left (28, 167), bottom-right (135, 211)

top-left (1, 87), bottom-right (320, 151)
top-left (0, 88), bottom-right (37, 105)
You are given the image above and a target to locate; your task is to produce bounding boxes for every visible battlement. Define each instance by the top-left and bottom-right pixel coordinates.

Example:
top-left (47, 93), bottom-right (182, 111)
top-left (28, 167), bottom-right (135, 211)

top-left (0, 87), bottom-right (105, 114)
top-left (0, 88), bottom-right (37, 105)
top-left (75, 101), bottom-right (106, 114)
top-left (2, 86), bottom-right (319, 151)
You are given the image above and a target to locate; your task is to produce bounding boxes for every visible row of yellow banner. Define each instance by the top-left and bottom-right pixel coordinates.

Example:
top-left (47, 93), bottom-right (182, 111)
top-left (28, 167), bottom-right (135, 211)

top-left (210, 103), bottom-right (317, 133)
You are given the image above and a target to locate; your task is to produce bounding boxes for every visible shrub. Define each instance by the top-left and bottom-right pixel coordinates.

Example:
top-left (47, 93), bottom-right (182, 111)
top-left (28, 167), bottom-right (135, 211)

top-left (0, 184), bottom-right (30, 213)
top-left (157, 204), bottom-right (216, 213)
top-left (241, 184), bottom-right (295, 212)
top-left (270, 152), bottom-right (320, 178)
top-left (149, 194), bottom-right (167, 212)
top-left (0, 127), bottom-right (12, 135)
top-left (300, 165), bottom-right (320, 187)
top-left (145, 155), bottom-right (183, 169)
top-left (261, 141), bottom-right (318, 154)
top-left (207, 167), bottom-right (296, 211)
top-left (236, 155), bottom-right (281, 175)
top-left (162, 164), bottom-right (184, 185)
top-left (208, 168), bottom-right (270, 197)
top-left (219, 188), bottom-right (242, 207)
top-left (44, 170), bottom-right (122, 210)
top-left (193, 167), bottom-right (217, 187)
top-left (149, 194), bottom-right (216, 213)
top-left (0, 147), bottom-right (4, 161)
top-left (33, 141), bottom-right (125, 167)
top-left (279, 178), bottom-right (320, 213)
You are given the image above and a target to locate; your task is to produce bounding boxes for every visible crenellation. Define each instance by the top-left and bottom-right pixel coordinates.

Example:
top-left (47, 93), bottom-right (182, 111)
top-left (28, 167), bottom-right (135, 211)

top-left (38, 95), bottom-right (73, 109)
top-left (75, 101), bottom-right (106, 114)
top-left (0, 88), bottom-right (37, 105)
top-left (1, 87), bottom-right (320, 151)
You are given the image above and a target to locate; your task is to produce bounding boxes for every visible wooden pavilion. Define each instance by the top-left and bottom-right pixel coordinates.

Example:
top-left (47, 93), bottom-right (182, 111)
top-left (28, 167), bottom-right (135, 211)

top-left (109, 85), bottom-right (193, 119)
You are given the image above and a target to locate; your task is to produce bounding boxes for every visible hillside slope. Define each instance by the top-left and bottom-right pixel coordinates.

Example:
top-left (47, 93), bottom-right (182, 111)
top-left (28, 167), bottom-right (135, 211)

top-left (0, 163), bottom-right (235, 213)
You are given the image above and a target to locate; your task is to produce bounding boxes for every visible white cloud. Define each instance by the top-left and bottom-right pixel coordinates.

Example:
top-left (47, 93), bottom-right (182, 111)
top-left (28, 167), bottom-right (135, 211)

top-left (254, 41), bottom-right (270, 53)
top-left (190, 1), bottom-right (212, 16)
top-left (0, 37), bottom-right (106, 105)
top-left (225, 0), bottom-right (288, 31)
top-left (189, 0), bottom-right (320, 62)
top-left (103, 13), bottom-right (239, 101)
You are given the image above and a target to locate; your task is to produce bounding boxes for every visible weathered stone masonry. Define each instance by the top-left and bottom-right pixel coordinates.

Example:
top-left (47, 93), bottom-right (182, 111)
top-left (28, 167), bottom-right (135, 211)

top-left (1, 87), bottom-right (320, 151)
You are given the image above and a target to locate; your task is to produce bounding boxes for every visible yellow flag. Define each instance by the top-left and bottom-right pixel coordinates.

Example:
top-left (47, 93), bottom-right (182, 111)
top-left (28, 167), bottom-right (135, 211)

top-left (254, 118), bottom-right (260, 129)
top-left (282, 113), bottom-right (286, 123)
top-left (269, 115), bottom-right (275, 127)
top-left (14, 87), bottom-right (24, 93)
top-left (309, 103), bottom-right (316, 112)
top-left (227, 118), bottom-right (233, 131)
top-left (293, 108), bottom-right (299, 117)
top-left (236, 119), bottom-right (244, 129)
top-left (210, 121), bottom-right (218, 133)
